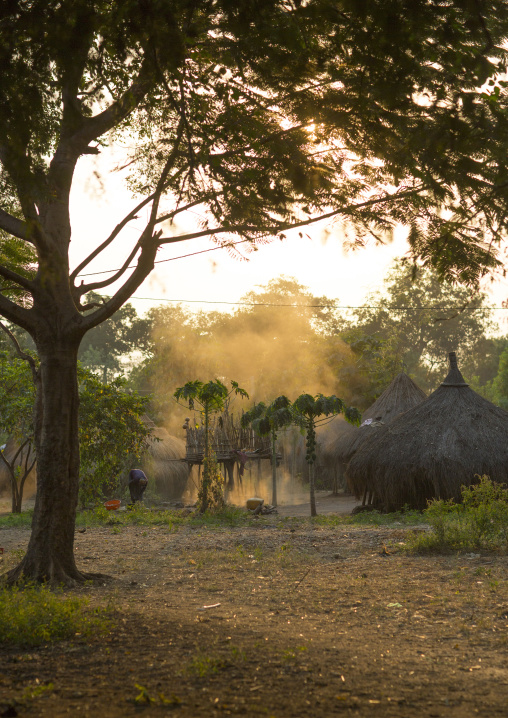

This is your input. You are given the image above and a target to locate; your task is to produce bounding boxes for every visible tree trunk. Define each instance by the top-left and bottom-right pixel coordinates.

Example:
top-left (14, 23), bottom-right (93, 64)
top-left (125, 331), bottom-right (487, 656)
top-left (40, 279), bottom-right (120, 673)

top-left (199, 406), bottom-right (210, 513)
top-left (0, 452), bottom-right (22, 514)
top-left (271, 429), bottom-right (277, 507)
top-left (6, 338), bottom-right (101, 585)
top-left (309, 462), bottom-right (317, 517)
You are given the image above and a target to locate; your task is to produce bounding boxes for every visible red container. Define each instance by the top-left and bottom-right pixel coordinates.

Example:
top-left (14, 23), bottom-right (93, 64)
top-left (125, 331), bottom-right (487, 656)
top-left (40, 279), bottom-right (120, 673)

top-left (104, 499), bottom-right (121, 511)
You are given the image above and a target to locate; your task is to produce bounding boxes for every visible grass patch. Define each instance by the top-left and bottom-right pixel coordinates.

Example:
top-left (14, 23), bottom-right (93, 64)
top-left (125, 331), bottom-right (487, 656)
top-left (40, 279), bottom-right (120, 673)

top-left (308, 508), bottom-right (426, 528)
top-left (0, 584), bottom-right (113, 647)
top-left (75, 503), bottom-right (251, 530)
top-left (348, 508), bottom-right (426, 526)
top-left (0, 510), bottom-right (33, 528)
top-left (185, 644), bottom-right (247, 678)
top-left (406, 476), bottom-right (508, 554)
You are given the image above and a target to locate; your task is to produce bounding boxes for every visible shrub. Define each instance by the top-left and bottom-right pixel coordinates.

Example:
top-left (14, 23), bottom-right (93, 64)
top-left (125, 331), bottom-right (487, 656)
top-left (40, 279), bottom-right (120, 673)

top-left (407, 476), bottom-right (508, 553)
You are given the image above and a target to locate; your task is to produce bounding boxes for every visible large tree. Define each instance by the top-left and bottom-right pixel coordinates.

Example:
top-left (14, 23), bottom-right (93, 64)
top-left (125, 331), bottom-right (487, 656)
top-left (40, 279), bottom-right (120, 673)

top-left (342, 260), bottom-right (498, 395)
top-left (1, 1), bottom-right (508, 583)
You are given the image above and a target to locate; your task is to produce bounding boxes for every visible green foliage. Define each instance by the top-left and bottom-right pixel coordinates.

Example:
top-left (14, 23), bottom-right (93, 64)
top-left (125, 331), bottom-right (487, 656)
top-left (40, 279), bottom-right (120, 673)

top-left (241, 395), bottom-right (293, 438)
top-left (407, 476), bottom-right (508, 553)
top-left (69, 504), bottom-right (249, 530)
top-left (79, 293), bottom-right (151, 382)
top-left (0, 510), bottom-right (33, 528)
top-left (0, 585), bottom-right (112, 647)
top-left (175, 378), bottom-right (248, 512)
top-left (341, 260), bottom-right (497, 398)
top-left (78, 368), bottom-right (152, 506)
top-left (482, 346), bottom-right (508, 409)
top-left (0, 351), bottom-right (35, 441)
top-left (292, 393), bottom-right (361, 464)
top-left (174, 379), bottom-right (248, 413)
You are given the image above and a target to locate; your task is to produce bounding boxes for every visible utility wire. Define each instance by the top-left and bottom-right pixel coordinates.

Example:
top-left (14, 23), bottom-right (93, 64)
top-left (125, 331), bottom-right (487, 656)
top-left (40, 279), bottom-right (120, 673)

top-left (103, 295), bottom-right (508, 310)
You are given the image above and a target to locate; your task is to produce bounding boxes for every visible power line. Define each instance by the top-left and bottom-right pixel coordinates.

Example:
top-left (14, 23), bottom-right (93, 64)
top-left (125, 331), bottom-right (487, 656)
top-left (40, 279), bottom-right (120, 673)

top-left (109, 295), bottom-right (508, 310)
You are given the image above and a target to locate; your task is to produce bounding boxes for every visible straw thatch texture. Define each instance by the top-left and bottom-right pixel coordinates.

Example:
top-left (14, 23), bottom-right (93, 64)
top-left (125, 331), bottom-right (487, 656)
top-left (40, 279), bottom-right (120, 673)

top-left (344, 373), bottom-right (427, 496)
top-left (143, 428), bottom-right (190, 499)
top-left (319, 373), bottom-right (426, 495)
top-left (346, 352), bottom-right (508, 511)
top-left (316, 417), bottom-right (355, 492)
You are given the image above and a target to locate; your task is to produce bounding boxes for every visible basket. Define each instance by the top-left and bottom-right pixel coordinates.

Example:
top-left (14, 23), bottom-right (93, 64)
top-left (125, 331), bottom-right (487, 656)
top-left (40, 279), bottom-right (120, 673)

top-left (104, 499), bottom-right (121, 511)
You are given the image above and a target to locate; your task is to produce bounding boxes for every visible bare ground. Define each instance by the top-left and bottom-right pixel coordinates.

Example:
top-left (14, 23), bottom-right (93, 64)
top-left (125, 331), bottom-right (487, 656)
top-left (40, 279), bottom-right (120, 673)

top-left (0, 499), bottom-right (507, 717)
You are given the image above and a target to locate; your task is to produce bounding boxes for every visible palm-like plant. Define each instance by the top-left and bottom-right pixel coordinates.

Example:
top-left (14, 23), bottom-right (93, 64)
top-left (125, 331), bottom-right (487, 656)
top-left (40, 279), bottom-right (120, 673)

top-left (241, 395), bottom-right (293, 506)
top-left (174, 379), bottom-right (248, 511)
top-left (292, 394), bottom-right (361, 516)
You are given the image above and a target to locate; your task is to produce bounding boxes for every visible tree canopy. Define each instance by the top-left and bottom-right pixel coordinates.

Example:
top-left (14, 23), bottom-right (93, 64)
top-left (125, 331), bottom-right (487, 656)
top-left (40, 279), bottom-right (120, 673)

top-left (342, 261), bottom-right (499, 396)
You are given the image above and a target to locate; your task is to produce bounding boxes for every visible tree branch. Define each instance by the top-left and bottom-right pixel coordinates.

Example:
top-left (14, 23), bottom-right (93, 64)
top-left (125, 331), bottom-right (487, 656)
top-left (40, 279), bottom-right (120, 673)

top-left (0, 321), bottom-right (38, 382)
top-left (0, 293), bottom-right (34, 333)
top-left (0, 208), bottom-right (31, 243)
top-left (0, 263), bottom-right (34, 291)
top-left (80, 239), bottom-right (160, 330)
top-left (156, 183), bottom-right (430, 247)
top-left (77, 240), bottom-right (142, 295)
top-left (70, 192), bottom-right (157, 282)
top-left (67, 58), bottom-right (156, 151)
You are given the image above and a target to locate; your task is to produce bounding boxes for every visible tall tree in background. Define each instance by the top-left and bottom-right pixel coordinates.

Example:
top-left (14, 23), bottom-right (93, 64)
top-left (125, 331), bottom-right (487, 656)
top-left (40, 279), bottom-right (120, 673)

top-left (1, 1), bottom-right (508, 583)
top-left (343, 261), bottom-right (498, 395)
top-left (78, 293), bottom-right (151, 382)
top-left (0, 352), bottom-right (37, 513)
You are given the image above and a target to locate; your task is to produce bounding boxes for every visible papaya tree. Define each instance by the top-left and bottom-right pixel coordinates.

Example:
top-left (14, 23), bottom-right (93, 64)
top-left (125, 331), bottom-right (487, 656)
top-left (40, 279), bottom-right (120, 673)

top-left (292, 394), bottom-right (361, 517)
top-left (174, 379), bottom-right (248, 512)
top-left (241, 396), bottom-right (293, 507)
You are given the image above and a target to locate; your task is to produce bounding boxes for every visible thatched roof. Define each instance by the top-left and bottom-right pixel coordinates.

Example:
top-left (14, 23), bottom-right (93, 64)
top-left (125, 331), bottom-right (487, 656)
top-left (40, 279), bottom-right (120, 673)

top-left (143, 431), bottom-right (190, 499)
top-left (346, 352), bottom-right (508, 511)
top-left (316, 416), bottom-right (355, 491)
top-left (329, 373), bottom-right (426, 468)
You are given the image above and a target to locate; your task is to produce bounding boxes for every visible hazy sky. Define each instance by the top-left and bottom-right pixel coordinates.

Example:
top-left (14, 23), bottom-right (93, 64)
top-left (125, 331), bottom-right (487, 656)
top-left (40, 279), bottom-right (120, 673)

top-left (69, 148), bottom-right (508, 329)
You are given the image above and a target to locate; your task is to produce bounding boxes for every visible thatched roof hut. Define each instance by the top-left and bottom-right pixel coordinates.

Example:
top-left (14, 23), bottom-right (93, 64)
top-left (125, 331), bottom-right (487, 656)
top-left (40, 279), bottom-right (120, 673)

top-left (143, 427), bottom-right (190, 499)
top-left (348, 372), bottom-right (426, 459)
top-left (316, 417), bottom-right (357, 492)
top-left (346, 352), bottom-right (508, 511)
top-left (319, 373), bottom-right (426, 494)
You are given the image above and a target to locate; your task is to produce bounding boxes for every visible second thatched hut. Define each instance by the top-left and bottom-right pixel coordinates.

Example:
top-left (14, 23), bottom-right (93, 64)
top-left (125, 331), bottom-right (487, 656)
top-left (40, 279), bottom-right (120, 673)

top-left (142, 425), bottom-right (191, 499)
top-left (346, 352), bottom-right (508, 511)
top-left (318, 372), bottom-right (426, 495)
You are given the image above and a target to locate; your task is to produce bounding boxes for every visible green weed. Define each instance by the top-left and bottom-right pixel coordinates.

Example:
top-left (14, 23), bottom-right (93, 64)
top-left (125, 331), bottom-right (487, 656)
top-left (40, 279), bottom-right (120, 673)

top-left (0, 584), bottom-right (113, 647)
top-left (133, 683), bottom-right (181, 706)
top-left (186, 654), bottom-right (225, 677)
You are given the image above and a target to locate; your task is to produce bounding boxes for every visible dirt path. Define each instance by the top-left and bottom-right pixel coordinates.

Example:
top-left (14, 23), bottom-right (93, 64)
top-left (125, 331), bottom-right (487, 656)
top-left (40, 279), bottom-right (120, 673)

top-left (276, 492), bottom-right (361, 517)
top-left (1, 516), bottom-right (507, 717)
